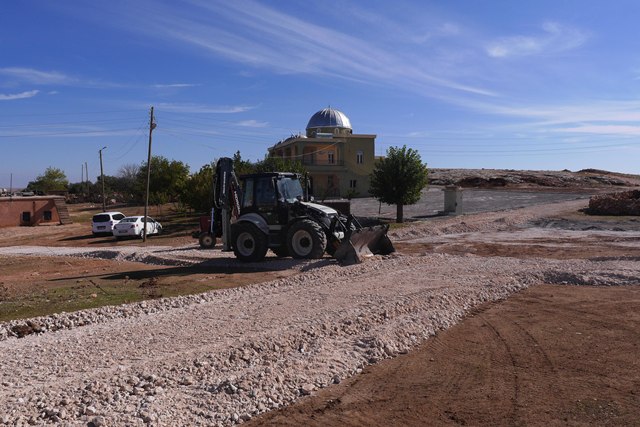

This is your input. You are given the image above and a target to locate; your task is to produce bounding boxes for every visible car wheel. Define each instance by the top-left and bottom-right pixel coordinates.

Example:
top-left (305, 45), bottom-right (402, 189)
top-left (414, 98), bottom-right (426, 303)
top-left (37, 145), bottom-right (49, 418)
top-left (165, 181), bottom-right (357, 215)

top-left (287, 219), bottom-right (327, 259)
top-left (232, 222), bottom-right (268, 262)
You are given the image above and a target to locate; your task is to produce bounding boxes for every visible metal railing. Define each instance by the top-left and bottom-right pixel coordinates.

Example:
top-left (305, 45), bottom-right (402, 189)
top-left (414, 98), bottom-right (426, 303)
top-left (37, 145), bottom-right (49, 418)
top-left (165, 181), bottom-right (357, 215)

top-left (302, 158), bottom-right (345, 166)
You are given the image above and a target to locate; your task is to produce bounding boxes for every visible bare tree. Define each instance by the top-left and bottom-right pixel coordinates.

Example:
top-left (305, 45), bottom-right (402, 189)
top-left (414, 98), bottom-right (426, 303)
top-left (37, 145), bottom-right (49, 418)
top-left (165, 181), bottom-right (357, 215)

top-left (118, 163), bottom-right (140, 181)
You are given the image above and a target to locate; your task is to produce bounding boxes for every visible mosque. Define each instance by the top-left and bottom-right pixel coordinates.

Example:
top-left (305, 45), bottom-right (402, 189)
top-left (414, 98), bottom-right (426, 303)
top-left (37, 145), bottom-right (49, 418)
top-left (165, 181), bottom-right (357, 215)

top-left (268, 107), bottom-right (376, 199)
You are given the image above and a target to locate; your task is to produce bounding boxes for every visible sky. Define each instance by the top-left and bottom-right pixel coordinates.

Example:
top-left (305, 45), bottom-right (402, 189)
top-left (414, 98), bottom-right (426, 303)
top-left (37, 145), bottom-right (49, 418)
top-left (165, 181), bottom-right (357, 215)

top-left (2, 0), bottom-right (640, 189)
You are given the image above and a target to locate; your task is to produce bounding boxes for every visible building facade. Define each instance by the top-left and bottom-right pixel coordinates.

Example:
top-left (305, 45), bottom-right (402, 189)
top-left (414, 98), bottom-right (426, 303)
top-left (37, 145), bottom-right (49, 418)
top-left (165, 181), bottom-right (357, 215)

top-left (0, 196), bottom-right (70, 227)
top-left (268, 108), bottom-right (375, 199)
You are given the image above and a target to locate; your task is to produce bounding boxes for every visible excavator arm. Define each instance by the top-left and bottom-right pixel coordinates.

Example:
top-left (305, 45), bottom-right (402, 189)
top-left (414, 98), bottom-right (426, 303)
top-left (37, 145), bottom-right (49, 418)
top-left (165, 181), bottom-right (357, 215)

top-left (214, 157), bottom-right (242, 251)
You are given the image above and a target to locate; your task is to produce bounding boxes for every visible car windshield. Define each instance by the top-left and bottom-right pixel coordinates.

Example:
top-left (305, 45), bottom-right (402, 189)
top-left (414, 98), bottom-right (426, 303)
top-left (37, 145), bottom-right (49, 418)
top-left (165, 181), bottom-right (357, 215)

top-left (120, 217), bottom-right (138, 223)
top-left (276, 177), bottom-right (304, 203)
top-left (92, 214), bottom-right (111, 222)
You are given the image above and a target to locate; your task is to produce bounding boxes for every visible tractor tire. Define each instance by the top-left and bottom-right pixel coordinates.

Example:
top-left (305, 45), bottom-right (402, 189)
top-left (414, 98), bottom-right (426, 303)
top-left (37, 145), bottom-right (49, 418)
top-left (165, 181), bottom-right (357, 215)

top-left (198, 232), bottom-right (216, 249)
top-left (287, 219), bottom-right (327, 259)
top-left (232, 222), bottom-right (268, 262)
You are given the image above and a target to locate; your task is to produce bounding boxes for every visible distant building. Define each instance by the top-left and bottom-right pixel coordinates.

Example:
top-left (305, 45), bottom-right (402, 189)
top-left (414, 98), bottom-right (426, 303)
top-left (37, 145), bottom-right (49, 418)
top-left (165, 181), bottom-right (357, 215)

top-left (268, 107), bottom-right (376, 199)
top-left (0, 195), bottom-right (72, 227)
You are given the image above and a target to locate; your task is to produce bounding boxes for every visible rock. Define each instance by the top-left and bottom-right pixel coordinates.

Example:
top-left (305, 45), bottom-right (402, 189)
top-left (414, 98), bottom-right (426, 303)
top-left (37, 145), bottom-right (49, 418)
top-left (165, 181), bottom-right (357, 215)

top-left (88, 416), bottom-right (105, 427)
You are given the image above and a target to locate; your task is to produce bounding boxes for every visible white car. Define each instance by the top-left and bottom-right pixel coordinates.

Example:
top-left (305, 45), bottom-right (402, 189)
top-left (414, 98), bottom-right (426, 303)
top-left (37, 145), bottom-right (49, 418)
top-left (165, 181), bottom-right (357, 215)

top-left (92, 211), bottom-right (126, 235)
top-left (112, 216), bottom-right (162, 239)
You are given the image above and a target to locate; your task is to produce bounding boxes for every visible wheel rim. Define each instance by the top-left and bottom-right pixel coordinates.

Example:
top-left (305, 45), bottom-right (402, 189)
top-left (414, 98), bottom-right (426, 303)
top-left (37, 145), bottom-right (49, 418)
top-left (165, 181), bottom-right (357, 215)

top-left (201, 235), bottom-right (213, 246)
top-left (236, 232), bottom-right (256, 257)
top-left (291, 230), bottom-right (313, 257)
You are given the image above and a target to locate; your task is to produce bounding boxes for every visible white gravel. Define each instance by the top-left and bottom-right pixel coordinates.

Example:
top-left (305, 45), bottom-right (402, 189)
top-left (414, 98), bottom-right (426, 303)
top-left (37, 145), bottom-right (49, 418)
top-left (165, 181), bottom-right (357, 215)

top-left (1, 199), bottom-right (639, 426)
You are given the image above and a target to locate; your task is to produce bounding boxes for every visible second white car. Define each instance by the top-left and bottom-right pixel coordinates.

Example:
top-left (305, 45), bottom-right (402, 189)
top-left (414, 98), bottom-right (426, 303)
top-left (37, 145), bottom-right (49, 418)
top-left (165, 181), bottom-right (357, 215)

top-left (112, 216), bottom-right (162, 239)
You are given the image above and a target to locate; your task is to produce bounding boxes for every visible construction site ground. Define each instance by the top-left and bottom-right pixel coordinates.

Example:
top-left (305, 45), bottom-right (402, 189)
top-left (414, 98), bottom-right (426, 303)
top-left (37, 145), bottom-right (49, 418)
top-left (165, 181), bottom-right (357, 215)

top-left (1, 181), bottom-right (639, 425)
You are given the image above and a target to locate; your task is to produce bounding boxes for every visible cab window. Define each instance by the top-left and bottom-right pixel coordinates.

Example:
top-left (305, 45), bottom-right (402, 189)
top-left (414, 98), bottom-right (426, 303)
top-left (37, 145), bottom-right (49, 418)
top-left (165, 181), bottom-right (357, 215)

top-left (255, 177), bottom-right (276, 207)
top-left (242, 178), bottom-right (254, 208)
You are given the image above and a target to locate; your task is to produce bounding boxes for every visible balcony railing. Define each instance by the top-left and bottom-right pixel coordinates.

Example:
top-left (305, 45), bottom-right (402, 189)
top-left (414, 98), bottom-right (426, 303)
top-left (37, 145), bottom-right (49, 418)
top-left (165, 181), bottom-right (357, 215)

top-left (302, 158), bottom-right (345, 166)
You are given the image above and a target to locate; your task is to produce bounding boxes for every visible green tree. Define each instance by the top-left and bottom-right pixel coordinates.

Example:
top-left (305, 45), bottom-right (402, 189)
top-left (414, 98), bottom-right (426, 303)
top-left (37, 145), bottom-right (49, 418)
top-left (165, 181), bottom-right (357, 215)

top-left (255, 156), bottom-right (306, 174)
top-left (137, 156), bottom-right (190, 206)
top-left (232, 151), bottom-right (255, 175)
top-left (27, 167), bottom-right (69, 193)
top-left (369, 145), bottom-right (428, 223)
top-left (182, 163), bottom-right (215, 213)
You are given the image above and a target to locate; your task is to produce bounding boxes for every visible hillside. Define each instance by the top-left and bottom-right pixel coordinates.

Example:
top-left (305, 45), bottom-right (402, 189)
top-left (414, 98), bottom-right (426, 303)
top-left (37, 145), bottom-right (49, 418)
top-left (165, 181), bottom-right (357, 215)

top-left (429, 168), bottom-right (640, 189)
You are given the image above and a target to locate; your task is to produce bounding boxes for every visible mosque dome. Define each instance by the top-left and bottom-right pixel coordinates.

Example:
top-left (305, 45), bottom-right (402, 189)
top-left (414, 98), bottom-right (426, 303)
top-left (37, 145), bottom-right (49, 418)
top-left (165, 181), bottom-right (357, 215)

top-left (306, 107), bottom-right (352, 137)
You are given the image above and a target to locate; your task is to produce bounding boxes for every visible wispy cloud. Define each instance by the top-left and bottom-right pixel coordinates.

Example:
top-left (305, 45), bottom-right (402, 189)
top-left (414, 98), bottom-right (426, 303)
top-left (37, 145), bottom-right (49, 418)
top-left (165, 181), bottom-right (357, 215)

top-left (236, 119), bottom-right (268, 128)
top-left (558, 124), bottom-right (640, 136)
top-left (0, 90), bottom-right (40, 100)
top-left (101, 0), bottom-right (494, 97)
top-left (152, 83), bottom-right (200, 88)
top-left (0, 67), bottom-right (125, 89)
top-left (0, 67), bottom-right (75, 85)
top-left (155, 102), bottom-right (255, 114)
top-left (486, 21), bottom-right (588, 58)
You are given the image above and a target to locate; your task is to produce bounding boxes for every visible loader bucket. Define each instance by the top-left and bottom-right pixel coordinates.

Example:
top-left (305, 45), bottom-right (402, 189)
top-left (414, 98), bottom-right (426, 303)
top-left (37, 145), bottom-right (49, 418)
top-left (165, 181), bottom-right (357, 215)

top-left (333, 224), bottom-right (395, 266)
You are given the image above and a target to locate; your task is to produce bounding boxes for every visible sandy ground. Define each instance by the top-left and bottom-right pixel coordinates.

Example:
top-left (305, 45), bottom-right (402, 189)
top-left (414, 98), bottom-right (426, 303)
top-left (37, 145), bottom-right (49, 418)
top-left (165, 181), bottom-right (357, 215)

top-left (249, 284), bottom-right (640, 426)
top-left (1, 193), bottom-right (640, 425)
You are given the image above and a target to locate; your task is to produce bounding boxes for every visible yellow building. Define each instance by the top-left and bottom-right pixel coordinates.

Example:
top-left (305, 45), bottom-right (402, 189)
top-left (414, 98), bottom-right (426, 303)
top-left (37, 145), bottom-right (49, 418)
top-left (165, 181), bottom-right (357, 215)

top-left (268, 108), bottom-right (376, 199)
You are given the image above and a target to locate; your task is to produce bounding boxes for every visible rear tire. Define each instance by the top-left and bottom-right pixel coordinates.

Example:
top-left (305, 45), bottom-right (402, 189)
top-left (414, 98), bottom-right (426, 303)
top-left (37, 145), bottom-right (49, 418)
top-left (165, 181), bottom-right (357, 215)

top-left (232, 222), bottom-right (268, 262)
top-left (198, 232), bottom-right (216, 249)
top-left (287, 219), bottom-right (327, 259)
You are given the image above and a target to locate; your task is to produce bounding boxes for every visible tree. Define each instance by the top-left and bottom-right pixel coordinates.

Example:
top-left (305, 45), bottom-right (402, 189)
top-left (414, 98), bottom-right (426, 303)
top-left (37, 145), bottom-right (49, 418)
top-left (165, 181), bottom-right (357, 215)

top-left (255, 156), bottom-right (306, 174)
top-left (232, 151), bottom-right (255, 175)
top-left (182, 163), bottom-right (215, 213)
top-left (137, 156), bottom-right (190, 206)
top-left (114, 163), bottom-right (141, 202)
top-left (369, 145), bottom-right (428, 223)
top-left (118, 163), bottom-right (140, 182)
top-left (27, 167), bottom-right (69, 193)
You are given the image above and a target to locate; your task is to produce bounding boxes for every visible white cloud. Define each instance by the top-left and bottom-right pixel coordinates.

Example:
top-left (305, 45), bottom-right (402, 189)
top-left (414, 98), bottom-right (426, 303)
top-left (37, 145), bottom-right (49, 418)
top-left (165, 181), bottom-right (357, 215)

top-left (486, 21), bottom-right (588, 58)
top-left (109, 0), bottom-right (494, 98)
top-left (152, 83), bottom-right (200, 88)
top-left (236, 119), bottom-right (268, 128)
top-left (558, 124), bottom-right (640, 136)
top-left (0, 68), bottom-right (75, 85)
top-left (155, 102), bottom-right (255, 114)
top-left (0, 90), bottom-right (39, 100)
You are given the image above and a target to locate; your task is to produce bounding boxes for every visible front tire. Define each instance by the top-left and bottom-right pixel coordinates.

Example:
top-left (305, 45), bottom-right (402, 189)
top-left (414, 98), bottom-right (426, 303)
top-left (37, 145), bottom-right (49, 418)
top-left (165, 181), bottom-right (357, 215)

top-left (232, 222), bottom-right (268, 262)
top-left (287, 219), bottom-right (327, 259)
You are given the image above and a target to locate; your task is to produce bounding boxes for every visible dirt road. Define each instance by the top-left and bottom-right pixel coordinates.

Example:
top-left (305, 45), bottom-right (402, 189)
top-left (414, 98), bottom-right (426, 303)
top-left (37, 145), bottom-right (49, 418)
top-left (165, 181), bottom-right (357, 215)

top-left (248, 284), bottom-right (640, 426)
top-left (1, 197), bottom-right (640, 425)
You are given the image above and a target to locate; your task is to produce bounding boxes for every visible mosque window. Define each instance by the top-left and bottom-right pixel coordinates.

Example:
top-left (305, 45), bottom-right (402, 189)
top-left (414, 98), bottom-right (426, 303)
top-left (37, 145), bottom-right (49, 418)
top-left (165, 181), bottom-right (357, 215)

top-left (356, 151), bottom-right (364, 164)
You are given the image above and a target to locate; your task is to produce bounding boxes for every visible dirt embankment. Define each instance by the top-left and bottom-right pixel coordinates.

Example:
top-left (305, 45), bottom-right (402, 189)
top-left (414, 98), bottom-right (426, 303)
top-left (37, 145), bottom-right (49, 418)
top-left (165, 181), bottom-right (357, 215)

top-left (429, 168), bottom-right (640, 189)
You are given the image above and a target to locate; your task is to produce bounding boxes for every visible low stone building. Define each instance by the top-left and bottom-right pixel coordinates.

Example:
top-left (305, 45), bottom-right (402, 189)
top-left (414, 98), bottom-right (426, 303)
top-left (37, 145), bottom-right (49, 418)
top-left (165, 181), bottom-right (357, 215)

top-left (0, 196), bottom-right (72, 227)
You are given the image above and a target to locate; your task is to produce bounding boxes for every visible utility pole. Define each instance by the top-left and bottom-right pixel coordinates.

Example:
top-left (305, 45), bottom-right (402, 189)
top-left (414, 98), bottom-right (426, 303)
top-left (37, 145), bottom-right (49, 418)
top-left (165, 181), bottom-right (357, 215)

top-left (143, 106), bottom-right (156, 242)
top-left (99, 146), bottom-right (107, 212)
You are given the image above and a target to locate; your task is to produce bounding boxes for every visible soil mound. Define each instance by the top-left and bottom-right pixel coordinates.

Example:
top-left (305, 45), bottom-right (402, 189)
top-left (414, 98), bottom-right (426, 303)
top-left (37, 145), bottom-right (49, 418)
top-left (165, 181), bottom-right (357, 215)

top-left (587, 190), bottom-right (640, 216)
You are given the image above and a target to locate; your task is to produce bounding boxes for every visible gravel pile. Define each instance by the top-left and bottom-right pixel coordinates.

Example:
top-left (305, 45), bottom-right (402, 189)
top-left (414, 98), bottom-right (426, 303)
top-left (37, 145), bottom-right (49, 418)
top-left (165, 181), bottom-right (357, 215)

top-left (2, 251), bottom-right (639, 426)
top-left (2, 199), bottom-right (640, 425)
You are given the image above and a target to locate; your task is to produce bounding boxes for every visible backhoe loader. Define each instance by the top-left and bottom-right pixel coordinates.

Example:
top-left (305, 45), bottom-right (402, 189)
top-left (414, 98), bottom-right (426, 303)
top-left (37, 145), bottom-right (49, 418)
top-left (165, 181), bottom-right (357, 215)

top-left (197, 157), bottom-right (394, 265)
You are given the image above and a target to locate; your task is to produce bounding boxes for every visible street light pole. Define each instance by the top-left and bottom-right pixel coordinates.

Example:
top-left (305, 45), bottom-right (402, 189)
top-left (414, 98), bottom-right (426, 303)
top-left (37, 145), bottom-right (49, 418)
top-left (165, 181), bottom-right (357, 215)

top-left (99, 146), bottom-right (107, 212)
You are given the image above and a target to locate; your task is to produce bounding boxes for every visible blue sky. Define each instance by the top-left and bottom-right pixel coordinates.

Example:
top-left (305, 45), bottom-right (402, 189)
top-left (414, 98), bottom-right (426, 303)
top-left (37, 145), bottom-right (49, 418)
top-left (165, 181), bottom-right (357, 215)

top-left (2, 0), bottom-right (640, 189)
